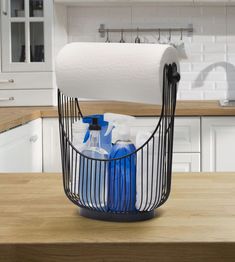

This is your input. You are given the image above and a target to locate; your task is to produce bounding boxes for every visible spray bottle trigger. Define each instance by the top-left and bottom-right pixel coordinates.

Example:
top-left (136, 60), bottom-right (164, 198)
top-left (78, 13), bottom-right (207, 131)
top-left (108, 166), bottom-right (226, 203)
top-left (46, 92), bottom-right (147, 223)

top-left (104, 122), bottom-right (114, 136)
top-left (83, 127), bottom-right (89, 143)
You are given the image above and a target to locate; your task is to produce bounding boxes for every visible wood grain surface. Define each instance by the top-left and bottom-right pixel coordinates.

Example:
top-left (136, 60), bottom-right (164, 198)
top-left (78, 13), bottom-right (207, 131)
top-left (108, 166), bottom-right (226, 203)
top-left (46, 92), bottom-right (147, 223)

top-left (1, 100), bottom-right (235, 132)
top-left (0, 173), bottom-right (235, 262)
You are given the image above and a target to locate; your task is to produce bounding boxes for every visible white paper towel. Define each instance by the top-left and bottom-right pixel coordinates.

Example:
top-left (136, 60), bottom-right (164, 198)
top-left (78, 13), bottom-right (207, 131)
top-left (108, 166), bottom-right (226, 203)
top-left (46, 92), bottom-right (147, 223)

top-left (55, 42), bottom-right (179, 105)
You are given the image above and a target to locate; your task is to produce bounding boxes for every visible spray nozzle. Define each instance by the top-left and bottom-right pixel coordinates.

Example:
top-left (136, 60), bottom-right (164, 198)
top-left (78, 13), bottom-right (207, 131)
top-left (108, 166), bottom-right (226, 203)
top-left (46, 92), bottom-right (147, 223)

top-left (83, 114), bottom-right (112, 143)
top-left (104, 113), bottom-right (136, 142)
top-left (89, 117), bottom-right (101, 131)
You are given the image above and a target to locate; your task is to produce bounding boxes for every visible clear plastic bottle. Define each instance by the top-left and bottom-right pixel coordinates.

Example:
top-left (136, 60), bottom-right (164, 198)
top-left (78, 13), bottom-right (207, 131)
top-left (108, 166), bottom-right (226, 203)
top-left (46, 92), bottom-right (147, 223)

top-left (79, 118), bottom-right (108, 210)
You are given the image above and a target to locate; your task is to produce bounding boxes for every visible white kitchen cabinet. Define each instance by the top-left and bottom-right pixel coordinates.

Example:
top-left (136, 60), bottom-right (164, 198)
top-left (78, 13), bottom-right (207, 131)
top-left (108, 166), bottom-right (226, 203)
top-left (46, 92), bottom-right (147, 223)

top-left (42, 118), bottom-right (62, 172)
top-left (0, 118), bottom-right (42, 172)
top-left (1, 0), bottom-right (53, 72)
top-left (130, 117), bottom-right (200, 153)
top-left (172, 153), bottom-right (200, 172)
top-left (202, 117), bottom-right (235, 172)
top-left (0, 0), bottom-right (55, 106)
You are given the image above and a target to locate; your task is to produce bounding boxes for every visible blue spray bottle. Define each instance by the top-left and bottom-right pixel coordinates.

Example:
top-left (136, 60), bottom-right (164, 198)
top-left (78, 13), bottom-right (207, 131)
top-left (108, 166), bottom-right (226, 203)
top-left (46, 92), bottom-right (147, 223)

top-left (104, 113), bottom-right (137, 212)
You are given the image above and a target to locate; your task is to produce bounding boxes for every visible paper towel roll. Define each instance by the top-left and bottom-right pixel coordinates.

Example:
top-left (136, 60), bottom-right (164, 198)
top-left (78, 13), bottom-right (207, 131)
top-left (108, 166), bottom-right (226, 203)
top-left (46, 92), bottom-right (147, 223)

top-left (55, 42), bottom-right (179, 105)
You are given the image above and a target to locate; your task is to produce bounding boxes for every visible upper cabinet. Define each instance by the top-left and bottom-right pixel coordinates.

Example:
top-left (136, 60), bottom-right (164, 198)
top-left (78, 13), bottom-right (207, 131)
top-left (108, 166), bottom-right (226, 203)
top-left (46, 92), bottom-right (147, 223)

top-left (1, 0), bottom-right (53, 72)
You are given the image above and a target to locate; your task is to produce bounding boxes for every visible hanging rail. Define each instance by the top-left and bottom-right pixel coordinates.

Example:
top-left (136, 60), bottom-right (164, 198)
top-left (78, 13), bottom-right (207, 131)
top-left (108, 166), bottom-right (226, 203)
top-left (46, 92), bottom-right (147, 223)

top-left (99, 23), bottom-right (193, 38)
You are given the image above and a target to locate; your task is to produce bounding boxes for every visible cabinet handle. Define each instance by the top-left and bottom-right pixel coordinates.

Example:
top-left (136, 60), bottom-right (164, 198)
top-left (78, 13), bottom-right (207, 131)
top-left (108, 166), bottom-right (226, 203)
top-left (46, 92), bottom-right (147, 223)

top-left (2, 0), bottom-right (8, 15)
top-left (0, 79), bottom-right (14, 84)
top-left (0, 97), bottom-right (14, 101)
top-left (29, 135), bottom-right (39, 143)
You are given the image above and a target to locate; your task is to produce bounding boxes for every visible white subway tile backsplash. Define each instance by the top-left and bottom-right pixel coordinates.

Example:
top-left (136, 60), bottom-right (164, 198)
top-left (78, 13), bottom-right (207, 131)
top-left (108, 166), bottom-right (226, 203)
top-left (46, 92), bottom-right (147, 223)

top-left (192, 81), bottom-right (215, 90)
top-left (203, 91), bottom-right (227, 100)
top-left (227, 44), bottom-right (235, 53)
top-left (215, 35), bottom-right (227, 43)
top-left (178, 81), bottom-right (192, 90)
top-left (184, 43), bottom-right (203, 53)
top-left (179, 63), bottom-right (191, 72)
top-left (180, 90), bottom-right (204, 100)
top-left (203, 43), bottom-right (226, 53)
top-left (202, 72), bottom-right (227, 81)
top-left (192, 35), bottom-right (215, 43)
top-left (227, 54), bottom-right (235, 63)
top-left (186, 53), bottom-right (204, 63)
top-left (203, 53), bottom-right (226, 63)
top-left (191, 62), bottom-right (215, 72)
top-left (67, 5), bottom-right (235, 101)
top-left (181, 72), bottom-right (202, 82)
top-left (215, 82), bottom-right (229, 90)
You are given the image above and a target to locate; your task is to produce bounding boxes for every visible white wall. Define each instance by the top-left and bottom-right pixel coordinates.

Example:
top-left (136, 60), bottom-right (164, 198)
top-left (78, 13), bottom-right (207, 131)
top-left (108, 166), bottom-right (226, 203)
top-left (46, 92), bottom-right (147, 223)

top-left (66, 4), bottom-right (235, 101)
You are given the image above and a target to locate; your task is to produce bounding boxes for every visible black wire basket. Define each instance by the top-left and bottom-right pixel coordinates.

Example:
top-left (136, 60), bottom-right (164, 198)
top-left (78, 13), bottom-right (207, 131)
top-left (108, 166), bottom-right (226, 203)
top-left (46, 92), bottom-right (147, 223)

top-left (58, 63), bottom-right (180, 222)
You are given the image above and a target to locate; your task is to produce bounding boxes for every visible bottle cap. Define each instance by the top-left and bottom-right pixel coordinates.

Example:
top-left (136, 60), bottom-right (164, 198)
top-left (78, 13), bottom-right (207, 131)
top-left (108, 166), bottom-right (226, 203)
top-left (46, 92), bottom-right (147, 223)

top-left (118, 126), bottom-right (131, 141)
top-left (89, 118), bottom-right (101, 131)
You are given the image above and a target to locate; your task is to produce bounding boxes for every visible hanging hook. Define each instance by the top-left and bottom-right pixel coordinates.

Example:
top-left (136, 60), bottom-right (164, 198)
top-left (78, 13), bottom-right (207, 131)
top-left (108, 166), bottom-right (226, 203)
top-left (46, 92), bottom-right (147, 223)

top-left (168, 29), bottom-right (171, 43)
top-left (135, 27), bottom-right (141, 43)
top-left (105, 29), bottom-right (110, 43)
top-left (120, 29), bottom-right (125, 43)
top-left (158, 28), bottom-right (161, 43)
top-left (180, 28), bottom-right (183, 41)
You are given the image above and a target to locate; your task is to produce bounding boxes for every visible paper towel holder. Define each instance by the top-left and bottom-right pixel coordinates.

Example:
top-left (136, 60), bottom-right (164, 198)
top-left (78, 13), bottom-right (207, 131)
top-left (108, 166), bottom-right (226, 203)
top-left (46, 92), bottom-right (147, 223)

top-left (58, 62), bottom-right (180, 222)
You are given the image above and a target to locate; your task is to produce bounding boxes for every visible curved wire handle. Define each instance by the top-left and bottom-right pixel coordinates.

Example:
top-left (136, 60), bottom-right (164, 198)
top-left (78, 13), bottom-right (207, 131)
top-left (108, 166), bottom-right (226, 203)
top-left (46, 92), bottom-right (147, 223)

top-left (58, 63), bottom-right (179, 213)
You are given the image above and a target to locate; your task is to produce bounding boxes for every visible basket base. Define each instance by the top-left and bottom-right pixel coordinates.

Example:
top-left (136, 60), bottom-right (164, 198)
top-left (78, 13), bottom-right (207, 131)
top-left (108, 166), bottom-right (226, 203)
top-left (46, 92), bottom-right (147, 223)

top-left (79, 208), bottom-right (155, 222)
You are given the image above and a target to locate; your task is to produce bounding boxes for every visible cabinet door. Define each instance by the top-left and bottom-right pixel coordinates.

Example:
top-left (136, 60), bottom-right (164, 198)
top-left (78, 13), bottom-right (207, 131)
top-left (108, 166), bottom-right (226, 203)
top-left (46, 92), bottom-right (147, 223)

top-left (0, 118), bottom-right (42, 172)
top-left (130, 117), bottom-right (200, 153)
top-left (172, 153), bottom-right (200, 172)
top-left (42, 118), bottom-right (62, 172)
top-left (1, 0), bottom-right (53, 72)
top-left (202, 117), bottom-right (235, 172)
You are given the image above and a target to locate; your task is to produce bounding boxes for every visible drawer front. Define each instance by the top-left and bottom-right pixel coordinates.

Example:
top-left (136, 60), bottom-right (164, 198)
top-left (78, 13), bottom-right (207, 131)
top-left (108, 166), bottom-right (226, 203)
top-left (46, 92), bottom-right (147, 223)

top-left (172, 153), bottom-right (201, 172)
top-left (0, 72), bottom-right (54, 90)
top-left (0, 89), bottom-right (55, 106)
top-left (173, 117), bottom-right (200, 153)
top-left (131, 117), bottom-right (200, 153)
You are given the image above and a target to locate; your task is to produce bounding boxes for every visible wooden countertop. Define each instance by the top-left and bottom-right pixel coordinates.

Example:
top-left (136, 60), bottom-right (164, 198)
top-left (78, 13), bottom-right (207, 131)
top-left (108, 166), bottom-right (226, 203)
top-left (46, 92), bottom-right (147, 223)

top-left (0, 172), bottom-right (235, 262)
top-left (1, 100), bottom-right (235, 133)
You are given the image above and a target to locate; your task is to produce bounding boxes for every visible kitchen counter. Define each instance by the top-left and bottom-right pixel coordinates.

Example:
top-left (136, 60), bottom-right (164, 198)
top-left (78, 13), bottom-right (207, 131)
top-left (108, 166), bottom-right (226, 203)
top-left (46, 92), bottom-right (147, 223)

top-left (0, 172), bottom-right (235, 262)
top-left (1, 100), bottom-right (235, 133)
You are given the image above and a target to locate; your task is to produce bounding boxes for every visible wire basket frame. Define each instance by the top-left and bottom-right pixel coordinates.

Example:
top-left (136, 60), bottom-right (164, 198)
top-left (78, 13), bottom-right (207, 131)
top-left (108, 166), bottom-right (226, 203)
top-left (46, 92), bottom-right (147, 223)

top-left (58, 63), bottom-right (179, 222)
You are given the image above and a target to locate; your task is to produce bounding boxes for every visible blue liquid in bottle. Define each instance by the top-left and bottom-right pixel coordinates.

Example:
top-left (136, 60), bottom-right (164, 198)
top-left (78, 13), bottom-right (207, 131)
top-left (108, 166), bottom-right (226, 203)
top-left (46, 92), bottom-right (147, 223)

top-left (108, 141), bottom-right (136, 212)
